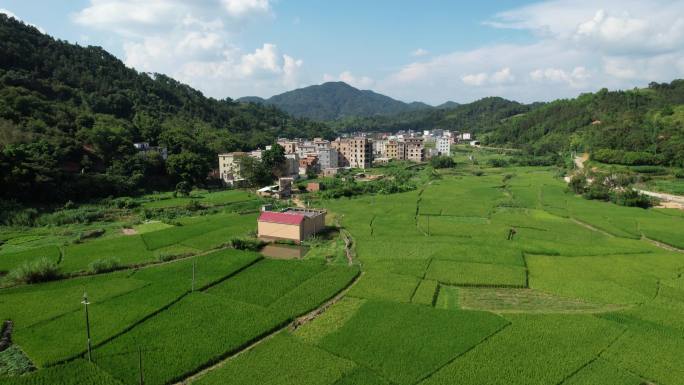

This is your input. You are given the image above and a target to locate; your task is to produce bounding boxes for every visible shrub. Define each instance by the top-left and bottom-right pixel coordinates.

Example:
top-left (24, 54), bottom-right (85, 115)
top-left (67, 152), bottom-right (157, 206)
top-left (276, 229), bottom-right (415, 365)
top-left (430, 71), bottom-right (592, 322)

top-left (472, 170), bottom-right (484, 176)
top-left (429, 156), bottom-right (455, 169)
top-left (487, 158), bottom-right (509, 168)
top-left (7, 258), bottom-right (61, 284)
top-left (630, 165), bottom-right (667, 175)
top-left (611, 189), bottom-right (654, 209)
top-left (675, 170), bottom-right (684, 179)
top-left (79, 228), bottom-right (105, 241)
top-left (583, 184), bottom-right (610, 201)
top-left (568, 174), bottom-right (587, 194)
top-left (88, 258), bottom-right (121, 274)
top-left (230, 237), bottom-right (265, 251)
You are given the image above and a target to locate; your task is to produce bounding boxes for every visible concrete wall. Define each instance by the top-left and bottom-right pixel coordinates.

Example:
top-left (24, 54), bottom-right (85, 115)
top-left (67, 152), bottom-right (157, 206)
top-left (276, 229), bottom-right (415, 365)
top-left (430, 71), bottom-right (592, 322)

top-left (258, 222), bottom-right (301, 243)
top-left (301, 214), bottom-right (326, 240)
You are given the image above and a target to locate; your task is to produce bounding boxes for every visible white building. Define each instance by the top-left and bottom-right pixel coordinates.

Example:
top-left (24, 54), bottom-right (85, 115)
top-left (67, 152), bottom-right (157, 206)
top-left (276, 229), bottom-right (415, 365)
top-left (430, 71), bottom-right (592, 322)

top-left (437, 137), bottom-right (451, 155)
top-left (218, 152), bottom-right (248, 185)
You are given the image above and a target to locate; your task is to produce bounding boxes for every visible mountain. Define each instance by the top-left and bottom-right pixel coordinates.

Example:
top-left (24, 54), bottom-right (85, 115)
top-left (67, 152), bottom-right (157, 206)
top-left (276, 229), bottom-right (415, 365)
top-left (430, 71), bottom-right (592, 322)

top-left (329, 96), bottom-right (534, 133)
top-left (0, 14), bottom-right (332, 203)
top-left (238, 82), bottom-right (433, 120)
top-left (437, 101), bottom-right (460, 109)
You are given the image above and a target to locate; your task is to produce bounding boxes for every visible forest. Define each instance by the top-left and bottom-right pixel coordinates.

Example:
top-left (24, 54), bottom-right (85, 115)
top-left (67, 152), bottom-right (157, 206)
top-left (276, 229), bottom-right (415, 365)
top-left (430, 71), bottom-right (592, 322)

top-left (0, 15), bottom-right (333, 204)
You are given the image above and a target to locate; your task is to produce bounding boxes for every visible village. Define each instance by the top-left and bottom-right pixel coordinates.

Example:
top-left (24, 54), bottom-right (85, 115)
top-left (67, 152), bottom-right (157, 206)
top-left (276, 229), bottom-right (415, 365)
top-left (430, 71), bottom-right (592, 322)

top-left (217, 130), bottom-right (475, 186)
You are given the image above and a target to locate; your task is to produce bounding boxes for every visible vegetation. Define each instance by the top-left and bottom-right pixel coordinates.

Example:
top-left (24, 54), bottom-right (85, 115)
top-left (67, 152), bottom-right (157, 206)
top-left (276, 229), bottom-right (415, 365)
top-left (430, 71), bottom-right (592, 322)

top-left (6, 258), bottom-right (61, 284)
top-left (0, 15), bottom-right (332, 204)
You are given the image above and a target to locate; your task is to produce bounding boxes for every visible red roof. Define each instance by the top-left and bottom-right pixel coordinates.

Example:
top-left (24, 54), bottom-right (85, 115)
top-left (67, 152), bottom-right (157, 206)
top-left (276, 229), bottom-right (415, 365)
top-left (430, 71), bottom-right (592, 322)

top-left (258, 211), bottom-right (305, 225)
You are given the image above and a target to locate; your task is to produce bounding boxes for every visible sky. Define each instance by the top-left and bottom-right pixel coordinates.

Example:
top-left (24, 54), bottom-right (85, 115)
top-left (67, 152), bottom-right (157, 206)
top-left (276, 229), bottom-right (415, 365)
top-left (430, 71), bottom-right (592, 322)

top-left (2, 0), bottom-right (684, 105)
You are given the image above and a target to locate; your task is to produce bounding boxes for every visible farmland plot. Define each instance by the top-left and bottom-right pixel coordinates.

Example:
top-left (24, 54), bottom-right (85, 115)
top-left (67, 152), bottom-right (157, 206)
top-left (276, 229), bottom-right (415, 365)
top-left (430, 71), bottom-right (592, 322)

top-left (0, 246), bottom-right (61, 273)
top-left (319, 300), bottom-right (508, 385)
top-left (192, 334), bottom-right (355, 385)
top-left (94, 262), bottom-right (358, 385)
top-left (419, 314), bottom-right (625, 385)
top-left (425, 260), bottom-right (527, 287)
top-left (4, 249), bottom-right (262, 367)
top-left (0, 360), bottom-right (123, 385)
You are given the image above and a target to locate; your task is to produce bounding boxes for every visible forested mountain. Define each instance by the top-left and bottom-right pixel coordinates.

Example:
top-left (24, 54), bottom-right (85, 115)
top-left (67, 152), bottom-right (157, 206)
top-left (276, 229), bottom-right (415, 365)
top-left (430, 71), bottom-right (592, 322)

top-left (238, 82), bottom-right (432, 120)
top-left (330, 97), bottom-right (534, 133)
top-left (485, 83), bottom-right (684, 167)
top-left (0, 14), bottom-right (333, 203)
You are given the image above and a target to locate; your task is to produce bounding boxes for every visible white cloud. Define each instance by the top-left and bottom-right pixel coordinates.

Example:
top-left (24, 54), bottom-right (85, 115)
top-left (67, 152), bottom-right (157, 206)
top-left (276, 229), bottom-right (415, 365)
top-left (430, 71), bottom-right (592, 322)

top-left (1, 8), bottom-right (46, 33)
top-left (379, 0), bottom-right (684, 103)
top-left (411, 48), bottom-right (429, 57)
top-left (323, 71), bottom-right (375, 89)
top-left (461, 73), bottom-right (488, 86)
top-left (221, 0), bottom-right (271, 17)
top-left (73, 0), bottom-right (301, 98)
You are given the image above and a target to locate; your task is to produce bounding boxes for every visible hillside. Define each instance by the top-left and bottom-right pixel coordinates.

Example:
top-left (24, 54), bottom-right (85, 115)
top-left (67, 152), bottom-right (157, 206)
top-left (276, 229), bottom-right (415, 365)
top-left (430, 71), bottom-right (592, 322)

top-left (485, 82), bottom-right (684, 167)
top-left (330, 96), bottom-right (534, 133)
top-left (238, 81), bottom-right (432, 120)
top-left (0, 14), bottom-right (332, 203)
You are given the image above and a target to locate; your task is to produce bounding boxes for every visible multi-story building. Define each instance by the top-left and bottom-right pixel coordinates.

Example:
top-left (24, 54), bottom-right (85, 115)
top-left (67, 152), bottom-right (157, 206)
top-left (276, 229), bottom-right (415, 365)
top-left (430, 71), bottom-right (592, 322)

top-left (218, 152), bottom-right (248, 185)
top-left (404, 137), bottom-right (424, 162)
top-left (385, 140), bottom-right (399, 160)
top-left (372, 138), bottom-right (388, 157)
top-left (284, 154), bottom-right (299, 177)
top-left (277, 139), bottom-right (298, 154)
top-left (299, 155), bottom-right (320, 176)
top-left (437, 137), bottom-right (451, 155)
top-left (333, 137), bottom-right (372, 169)
top-left (317, 148), bottom-right (339, 170)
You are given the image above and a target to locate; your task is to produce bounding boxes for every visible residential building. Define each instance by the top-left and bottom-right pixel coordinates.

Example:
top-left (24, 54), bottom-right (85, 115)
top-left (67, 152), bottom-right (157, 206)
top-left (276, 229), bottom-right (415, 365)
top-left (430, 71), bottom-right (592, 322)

top-left (284, 154), bottom-right (299, 177)
top-left (257, 208), bottom-right (326, 244)
top-left (373, 138), bottom-right (388, 157)
top-left (299, 155), bottom-right (320, 176)
top-left (386, 140), bottom-right (399, 160)
top-left (317, 148), bottom-right (339, 170)
top-left (218, 152), bottom-right (248, 185)
top-left (133, 142), bottom-right (168, 160)
top-left (404, 137), bottom-right (424, 162)
top-left (277, 139), bottom-right (298, 154)
top-left (437, 137), bottom-right (451, 155)
top-left (333, 137), bottom-right (372, 169)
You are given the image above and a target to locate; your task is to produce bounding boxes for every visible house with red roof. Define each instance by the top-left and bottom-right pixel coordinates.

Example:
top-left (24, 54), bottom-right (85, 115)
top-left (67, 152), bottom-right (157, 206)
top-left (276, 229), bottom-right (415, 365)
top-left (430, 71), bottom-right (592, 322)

top-left (257, 208), bottom-right (326, 244)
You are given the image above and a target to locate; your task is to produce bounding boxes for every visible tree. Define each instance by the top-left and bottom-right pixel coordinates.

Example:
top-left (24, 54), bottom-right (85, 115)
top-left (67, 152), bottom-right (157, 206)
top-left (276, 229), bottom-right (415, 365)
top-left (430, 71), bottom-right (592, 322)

top-left (237, 156), bottom-right (272, 187)
top-left (261, 143), bottom-right (287, 177)
top-left (175, 181), bottom-right (191, 196)
top-left (166, 151), bottom-right (209, 185)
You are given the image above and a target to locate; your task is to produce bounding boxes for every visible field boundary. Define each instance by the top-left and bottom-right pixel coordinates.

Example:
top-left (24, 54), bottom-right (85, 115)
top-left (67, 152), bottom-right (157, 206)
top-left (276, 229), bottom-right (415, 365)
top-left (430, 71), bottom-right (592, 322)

top-left (173, 269), bottom-right (362, 385)
top-left (641, 235), bottom-right (684, 253)
top-left (49, 256), bottom-right (263, 367)
top-left (411, 321), bottom-right (512, 385)
top-left (556, 327), bottom-right (629, 385)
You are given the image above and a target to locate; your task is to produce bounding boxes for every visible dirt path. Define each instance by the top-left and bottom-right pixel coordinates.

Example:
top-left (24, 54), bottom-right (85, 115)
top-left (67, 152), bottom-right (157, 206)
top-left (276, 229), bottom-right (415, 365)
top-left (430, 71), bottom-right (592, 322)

top-left (292, 195), bottom-right (306, 208)
top-left (568, 153), bottom-right (684, 210)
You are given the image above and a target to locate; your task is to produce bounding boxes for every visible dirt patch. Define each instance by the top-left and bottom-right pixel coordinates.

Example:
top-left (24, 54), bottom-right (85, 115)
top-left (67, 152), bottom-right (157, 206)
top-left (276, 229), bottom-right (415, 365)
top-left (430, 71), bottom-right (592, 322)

top-left (122, 228), bottom-right (138, 235)
top-left (656, 201), bottom-right (684, 210)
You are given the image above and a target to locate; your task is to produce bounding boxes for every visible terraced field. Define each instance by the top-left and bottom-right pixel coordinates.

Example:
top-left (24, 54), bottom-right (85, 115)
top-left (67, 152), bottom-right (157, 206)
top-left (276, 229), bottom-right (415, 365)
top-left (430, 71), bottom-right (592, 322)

top-left (2, 167), bottom-right (684, 384)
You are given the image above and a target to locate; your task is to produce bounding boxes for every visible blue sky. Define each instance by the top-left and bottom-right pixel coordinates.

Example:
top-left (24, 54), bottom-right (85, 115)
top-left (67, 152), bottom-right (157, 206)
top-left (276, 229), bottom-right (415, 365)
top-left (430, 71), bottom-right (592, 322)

top-left (3, 1), bottom-right (684, 104)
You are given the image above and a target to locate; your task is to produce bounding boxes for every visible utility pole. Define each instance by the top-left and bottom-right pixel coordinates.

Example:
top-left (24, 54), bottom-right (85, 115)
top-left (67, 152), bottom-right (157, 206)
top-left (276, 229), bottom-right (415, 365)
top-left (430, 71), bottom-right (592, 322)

top-left (81, 292), bottom-right (92, 362)
top-left (191, 259), bottom-right (196, 292)
top-left (138, 346), bottom-right (144, 385)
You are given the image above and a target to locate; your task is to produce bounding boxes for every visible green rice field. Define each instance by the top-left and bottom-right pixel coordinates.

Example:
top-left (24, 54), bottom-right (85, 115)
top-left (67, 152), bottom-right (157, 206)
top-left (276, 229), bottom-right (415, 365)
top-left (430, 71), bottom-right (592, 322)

top-left (2, 164), bottom-right (684, 384)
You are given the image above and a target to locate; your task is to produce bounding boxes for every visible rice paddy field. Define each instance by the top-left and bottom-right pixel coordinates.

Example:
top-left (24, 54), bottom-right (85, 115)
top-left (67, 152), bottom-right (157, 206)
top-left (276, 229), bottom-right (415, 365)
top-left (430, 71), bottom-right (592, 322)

top-left (2, 160), bottom-right (684, 385)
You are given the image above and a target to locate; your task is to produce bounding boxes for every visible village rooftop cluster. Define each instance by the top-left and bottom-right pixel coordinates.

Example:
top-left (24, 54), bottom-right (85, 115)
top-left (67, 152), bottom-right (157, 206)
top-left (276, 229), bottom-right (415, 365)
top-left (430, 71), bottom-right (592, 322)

top-left (217, 130), bottom-right (475, 186)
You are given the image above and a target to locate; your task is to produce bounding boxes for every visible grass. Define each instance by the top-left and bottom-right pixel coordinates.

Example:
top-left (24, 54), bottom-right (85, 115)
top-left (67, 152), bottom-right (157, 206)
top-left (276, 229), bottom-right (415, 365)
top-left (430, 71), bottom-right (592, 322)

top-left (0, 246), bottom-right (61, 274)
top-left (192, 333), bottom-right (355, 385)
top-left (562, 358), bottom-right (644, 385)
top-left (425, 260), bottom-right (527, 287)
top-left (319, 300), bottom-right (508, 385)
top-left (411, 280), bottom-right (438, 305)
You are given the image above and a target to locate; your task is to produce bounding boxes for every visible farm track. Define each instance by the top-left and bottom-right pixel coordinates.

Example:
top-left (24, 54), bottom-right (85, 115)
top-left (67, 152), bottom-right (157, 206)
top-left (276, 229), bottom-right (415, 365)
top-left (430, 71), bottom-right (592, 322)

top-left (570, 218), bottom-right (616, 238)
top-left (174, 271), bottom-right (363, 385)
top-left (641, 235), bottom-right (684, 253)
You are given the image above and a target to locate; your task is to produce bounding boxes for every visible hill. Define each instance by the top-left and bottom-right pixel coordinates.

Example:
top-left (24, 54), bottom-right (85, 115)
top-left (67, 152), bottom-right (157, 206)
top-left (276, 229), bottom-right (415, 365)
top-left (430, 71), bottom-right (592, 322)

top-left (485, 82), bottom-right (684, 167)
top-left (330, 96), bottom-right (533, 133)
top-left (0, 14), bottom-right (332, 203)
top-left (238, 81), bottom-right (432, 120)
